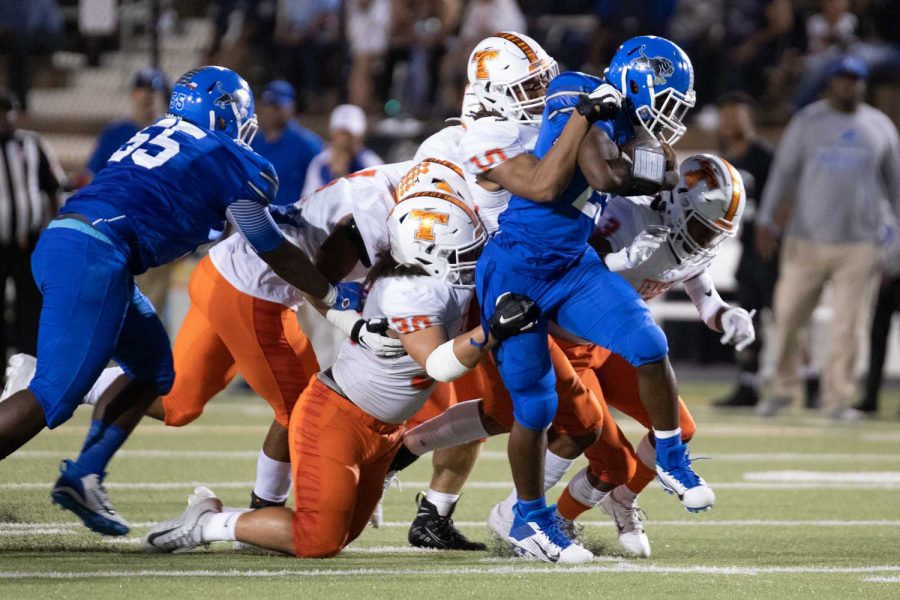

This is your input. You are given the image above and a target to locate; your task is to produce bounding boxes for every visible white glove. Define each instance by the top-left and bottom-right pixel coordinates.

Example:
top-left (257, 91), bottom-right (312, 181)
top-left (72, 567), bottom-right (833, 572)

top-left (604, 225), bottom-right (669, 272)
top-left (587, 83), bottom-right (623, 115)
top-left (354, 318), bottom-right (407, 358)
top-left (720, 307), bottom-right (756, 351)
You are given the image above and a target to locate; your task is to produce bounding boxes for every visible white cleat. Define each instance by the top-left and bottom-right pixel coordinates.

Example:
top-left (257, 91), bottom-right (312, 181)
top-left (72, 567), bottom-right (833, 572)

top-left (487, 500), bottom-right (514, 540)
top-left (656, 443), bottom-right (716, 513)
top-left (1, 353), bottom-right (36, 401)
top-left (600, 490), bottom-right (651, 558)
top-left (142, 486), bottom-right (222, 553)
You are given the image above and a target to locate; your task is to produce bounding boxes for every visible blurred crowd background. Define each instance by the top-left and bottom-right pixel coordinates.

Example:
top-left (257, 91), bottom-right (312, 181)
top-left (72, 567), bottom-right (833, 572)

top-left (0, 0), bottom-right (898, 420)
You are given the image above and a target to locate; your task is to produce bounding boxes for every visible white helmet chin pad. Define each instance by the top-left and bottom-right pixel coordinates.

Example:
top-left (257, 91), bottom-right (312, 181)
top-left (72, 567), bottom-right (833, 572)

top-left (664, 154), bottom-right (746, 262)
top-left (467, 32), bottom-right (558, 124)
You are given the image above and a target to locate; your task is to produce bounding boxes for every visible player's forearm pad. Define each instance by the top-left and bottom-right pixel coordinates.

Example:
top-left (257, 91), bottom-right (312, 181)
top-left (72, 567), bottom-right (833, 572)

top-left (425, 339), bottom-right (471, 383)
top-left (325, 308), bottom-right (362, 337)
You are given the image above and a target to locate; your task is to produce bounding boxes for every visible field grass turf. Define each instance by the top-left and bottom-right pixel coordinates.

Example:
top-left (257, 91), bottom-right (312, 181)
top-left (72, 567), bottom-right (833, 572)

top-left (2, 380), bottom-right (900, 599)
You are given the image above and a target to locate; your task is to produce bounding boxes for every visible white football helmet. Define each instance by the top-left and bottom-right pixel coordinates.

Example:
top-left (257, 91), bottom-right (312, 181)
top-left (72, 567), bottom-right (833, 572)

top-left (663, 153), bottom-right (746, 262)
top-left (388, 191), bottom-right (486, 288)
top-left (395, 158), bottom-right (473, 206)
top-left (467, 32), bottom-right (558, 124)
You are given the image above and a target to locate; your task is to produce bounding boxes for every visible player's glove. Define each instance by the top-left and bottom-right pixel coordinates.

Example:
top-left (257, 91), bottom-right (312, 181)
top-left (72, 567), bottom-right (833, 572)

top-left (323, 281), bottom-right (364, 311)
top-left (720, 307), bottom-right (756, 351)
top-left (352, 318), bottom-right (407, 358)
top-left (489, 292), bottom-right (540, 341)
top-left (268, 203), bottom-right (303, 227)
top-left (576, 83), bottom-right (623, 123)
top-left (604, 225), bottom-right (670, 272)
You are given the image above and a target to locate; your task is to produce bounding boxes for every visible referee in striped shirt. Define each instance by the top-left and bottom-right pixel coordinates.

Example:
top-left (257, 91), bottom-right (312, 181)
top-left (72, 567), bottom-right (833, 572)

top-left (0, 89), bottom-right (66, 379)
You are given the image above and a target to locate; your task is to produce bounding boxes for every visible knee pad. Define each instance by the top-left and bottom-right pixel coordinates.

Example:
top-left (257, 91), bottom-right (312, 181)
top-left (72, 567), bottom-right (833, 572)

top-left (622, 322), bottom-right (668, 366)
top-left (30, 383), bottom-right (81, 430)
top-left (161, 394), bottom-right (203, 427)
top-left (507, 367), bottom-right (558, 431)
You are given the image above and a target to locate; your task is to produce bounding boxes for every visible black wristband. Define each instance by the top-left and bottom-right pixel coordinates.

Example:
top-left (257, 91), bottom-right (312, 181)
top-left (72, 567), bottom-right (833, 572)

top-left (349, 319), bottom-right (366, 343)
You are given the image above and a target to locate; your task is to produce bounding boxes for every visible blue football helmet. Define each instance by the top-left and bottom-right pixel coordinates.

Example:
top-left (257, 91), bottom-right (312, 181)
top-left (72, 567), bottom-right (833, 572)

top-left (605, 36), bottom-right (695, 145)
top-left (168, 66), bottom-right (258, 146)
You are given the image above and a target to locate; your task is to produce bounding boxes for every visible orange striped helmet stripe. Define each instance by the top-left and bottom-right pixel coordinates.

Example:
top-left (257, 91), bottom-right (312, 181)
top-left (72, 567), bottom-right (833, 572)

top-left (418, 157), bottom-right (465, 179)
top-left (721, 159), bottom-right (743, 223)
top-left (495, 32), bottom-right (538, 64)
top-left (399, 190), bottom-right (480, 225)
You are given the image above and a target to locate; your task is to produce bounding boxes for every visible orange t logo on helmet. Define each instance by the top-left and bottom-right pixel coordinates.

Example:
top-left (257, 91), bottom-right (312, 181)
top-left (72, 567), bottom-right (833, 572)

top-left (472, 49), bottom-right (500, 80)
top-left (409, 210), bottom-right (450, 241)
top-left (683, 159), bottom-right (719, 191)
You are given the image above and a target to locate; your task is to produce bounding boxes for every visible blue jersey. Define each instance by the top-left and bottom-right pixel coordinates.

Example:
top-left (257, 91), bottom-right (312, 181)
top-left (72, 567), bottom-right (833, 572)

top-left (495, 72), bottom-right (635, 273)
top-left (62, 116), bottom-right (278, 273)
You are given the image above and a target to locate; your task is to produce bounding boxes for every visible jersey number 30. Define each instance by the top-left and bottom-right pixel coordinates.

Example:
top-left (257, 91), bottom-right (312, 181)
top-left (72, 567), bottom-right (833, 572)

top-left (109, 118), bottom-right (206, 170)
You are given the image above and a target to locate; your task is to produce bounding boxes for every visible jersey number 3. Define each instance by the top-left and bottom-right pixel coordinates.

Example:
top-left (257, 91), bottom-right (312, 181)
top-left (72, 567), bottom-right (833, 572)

top-left (109, 119), bottom-right (206, 170)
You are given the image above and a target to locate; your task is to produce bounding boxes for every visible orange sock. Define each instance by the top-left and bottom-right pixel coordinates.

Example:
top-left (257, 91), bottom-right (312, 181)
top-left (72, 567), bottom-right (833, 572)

top-left (626, 461), bottom-right (657, 495)
top-left (556, 487), bottom-right (593, 521)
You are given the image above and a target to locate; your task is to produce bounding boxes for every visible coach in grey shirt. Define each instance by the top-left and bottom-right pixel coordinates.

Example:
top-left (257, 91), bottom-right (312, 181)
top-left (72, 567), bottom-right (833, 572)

top-left (755, 56), bottom-right (900, 419)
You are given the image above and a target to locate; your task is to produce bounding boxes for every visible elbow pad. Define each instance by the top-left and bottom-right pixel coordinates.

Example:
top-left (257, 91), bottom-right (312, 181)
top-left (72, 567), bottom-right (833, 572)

top-left (425, 339), bottom-right (471, 383)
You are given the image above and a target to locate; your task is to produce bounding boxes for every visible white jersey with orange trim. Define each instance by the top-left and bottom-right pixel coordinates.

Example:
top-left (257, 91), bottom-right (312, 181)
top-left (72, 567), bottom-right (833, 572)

top-left (331, 275), bottom-right (473, 424)
top-left (414, 118), bottom-right (539, 233)
top-left (209, 161), bottom-right (413, 307)
top-left (596, 194), bottom-right (715, 301)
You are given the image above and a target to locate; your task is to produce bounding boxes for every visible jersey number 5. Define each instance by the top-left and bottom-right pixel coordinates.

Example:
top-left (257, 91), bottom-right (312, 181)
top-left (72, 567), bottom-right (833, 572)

top-left (109, 118), bottom-right (206, 170)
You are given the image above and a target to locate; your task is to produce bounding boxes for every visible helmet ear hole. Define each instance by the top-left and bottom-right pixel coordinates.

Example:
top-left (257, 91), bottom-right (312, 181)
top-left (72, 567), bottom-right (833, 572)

top-left (629, 79), bottom-right (640, 95)
top-left (216, 117), bottom-right (227, 131)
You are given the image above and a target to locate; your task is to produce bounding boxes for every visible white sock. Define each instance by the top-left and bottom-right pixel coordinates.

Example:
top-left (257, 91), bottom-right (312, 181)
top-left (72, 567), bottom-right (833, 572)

top-left (543, 450), bottom-right (574, 491)
top-left (612, 484), bottom-right (637, 505)
top-left (404, 399), bottom-right (488, 455)
top-left (636, 434), bottom-right (656, 470)
top-left (83, 367), bottom-right (126, 406)
top-left (425, 489), bottom-right (460, 517)
top-left (567, 467), bottom-right (608, 507)
top-left (653, 427), bottom-right (681, 440)
top-left (253, 450), bottom-right (292, 503)
top-left (199, 510), bottom-right (242, 542)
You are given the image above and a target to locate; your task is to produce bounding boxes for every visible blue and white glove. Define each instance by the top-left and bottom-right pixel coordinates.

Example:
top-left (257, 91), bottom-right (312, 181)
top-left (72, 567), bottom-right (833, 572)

top-left (268, 204), bottom-right (303, 228)
top-left (323, 282), bottom-right (364, 311)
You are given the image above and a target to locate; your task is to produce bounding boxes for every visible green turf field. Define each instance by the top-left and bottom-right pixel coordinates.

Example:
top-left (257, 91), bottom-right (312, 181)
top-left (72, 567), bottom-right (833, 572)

top-left (2, 380), bottom-right (900, 599)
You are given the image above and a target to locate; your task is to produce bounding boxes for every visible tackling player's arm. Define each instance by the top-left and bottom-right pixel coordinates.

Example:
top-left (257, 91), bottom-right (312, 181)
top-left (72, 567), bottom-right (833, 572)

top-left (480, 111), bottom-right (592, 202)
top-left (683, 271), bottom-right (756, 351)
top-left (403, 322), bottom-right (496, 383)
top-left (315, 214), bottom-right (369, 282)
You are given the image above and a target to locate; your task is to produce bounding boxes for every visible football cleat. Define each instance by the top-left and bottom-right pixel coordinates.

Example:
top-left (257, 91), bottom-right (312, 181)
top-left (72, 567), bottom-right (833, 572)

top-left (554, 511), bottom-right (585, 547)
top-left (408, 492), bottom-right (486, 551)
top-left (508, 505), bottom-right (593, 564)
top-left (656, 443), bottom-right (715, 512)
top-left (142, 486), bottom-right (223, 553)
top-left (249, 490), bottom-right (286, 509)
top-left (1, 353), bottom-right (36, 401)
top-left (487, 499), bottom-right (514, 540)
top-left (51, 459), bottom-right (130, 536)
top-left (600, 490), bottom-right (651, 558)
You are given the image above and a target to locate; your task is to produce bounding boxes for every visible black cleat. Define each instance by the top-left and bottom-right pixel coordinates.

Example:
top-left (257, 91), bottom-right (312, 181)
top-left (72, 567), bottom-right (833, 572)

top-left (408, 492), bottom-right (486, 551)
top-left (713, 384), bottom-right (759, 408)
top-left (250, 491), bottom-right (286, 510)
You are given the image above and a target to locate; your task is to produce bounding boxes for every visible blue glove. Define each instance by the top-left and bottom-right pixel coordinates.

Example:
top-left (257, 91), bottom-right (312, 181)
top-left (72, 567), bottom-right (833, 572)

top-left (268, 204), bottom-right (303, 227)
top-left (331, 281), bottom-right (364, 311)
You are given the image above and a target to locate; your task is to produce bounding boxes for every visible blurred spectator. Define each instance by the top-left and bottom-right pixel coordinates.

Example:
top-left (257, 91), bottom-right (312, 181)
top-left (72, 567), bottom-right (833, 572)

top-left (79, 0), bottom-right (118, 67)
top-left (0, 0), bottom-right (64, 110)
top-left (274, 0), bottom-right (341, 111)
top-left (0, 89), bottom-right (65, 376)
top-left (347, 0), bottom-right (392, 112)
top-left (302, 104), bottom-right (382, 194)
top-left (755, 57), bottom-right (900, 420)
top-left (806, 0), bottom-right (857, 55)
top-left (80, 68), bottom-right (170, 184)
top-left (80, 68), bottom-right (173, 322)
top-left (379, 0), bottom-right (461, 119)
top-left (854, 263), bottom-right (900, 416)
top-left (458, 0), bottom-right (525, 45)
top-left (712, 92), bottom-right (777, 409)
top-left (251, 80), bottom-right (324, 205)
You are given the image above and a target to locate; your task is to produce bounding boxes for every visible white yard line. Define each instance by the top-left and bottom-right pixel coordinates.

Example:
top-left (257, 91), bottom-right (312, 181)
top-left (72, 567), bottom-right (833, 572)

top-left (3, 519), bottom-right (899, 536)
top-left (866, 576), bottom-right (900, 583)
top-left (3, 564), bottom-right (900, 579)
top-left (5, 479), bottom-right (900, 491)
top-left (743, 471), bottom-right (900, 483)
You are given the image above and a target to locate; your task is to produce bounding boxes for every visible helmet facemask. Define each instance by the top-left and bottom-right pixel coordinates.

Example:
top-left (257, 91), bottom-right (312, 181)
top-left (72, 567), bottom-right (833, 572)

top-left (497, 59), bottom-right (559, 123)
top-left (633, 83), bottom-right (695, 145)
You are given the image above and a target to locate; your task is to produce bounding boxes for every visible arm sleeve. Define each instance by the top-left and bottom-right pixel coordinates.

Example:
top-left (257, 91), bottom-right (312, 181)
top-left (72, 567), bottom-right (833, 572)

top-left (757, 115), bottom-right (805, 228)
top-left (682, 271), bottom-right (729, 331)
top-left (227, 197), bottom-right (285, 253)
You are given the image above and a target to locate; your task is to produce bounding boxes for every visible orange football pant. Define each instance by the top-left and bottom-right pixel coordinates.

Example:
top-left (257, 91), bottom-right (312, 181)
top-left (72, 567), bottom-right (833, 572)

top-left (162, 256), bottom-right (320, 427)
top-left (290, 376), bottom-right (402, 558)
top-left (557, 340), bottom-right (696, 492)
